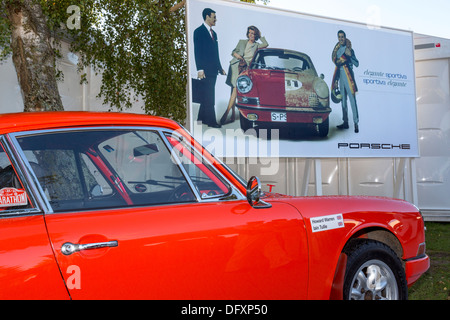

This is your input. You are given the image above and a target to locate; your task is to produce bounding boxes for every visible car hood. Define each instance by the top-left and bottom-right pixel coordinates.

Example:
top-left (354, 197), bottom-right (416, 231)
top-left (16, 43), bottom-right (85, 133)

top-left (247, 69), bottom-right (319, 107)
top-left (262, 193), bottom-right (420, 220)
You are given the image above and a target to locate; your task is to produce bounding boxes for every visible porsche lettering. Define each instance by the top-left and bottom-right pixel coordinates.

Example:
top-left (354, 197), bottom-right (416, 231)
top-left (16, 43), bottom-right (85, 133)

top-left (338, 143), bottom-right (411, 150)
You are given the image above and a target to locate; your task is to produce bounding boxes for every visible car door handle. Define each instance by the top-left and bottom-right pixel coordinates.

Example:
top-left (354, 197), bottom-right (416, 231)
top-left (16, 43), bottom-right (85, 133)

top-left (61, 240), bottom-right (118, 255)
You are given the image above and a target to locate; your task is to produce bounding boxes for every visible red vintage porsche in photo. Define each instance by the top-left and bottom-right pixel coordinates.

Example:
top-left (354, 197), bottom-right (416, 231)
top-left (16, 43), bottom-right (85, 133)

top-left (236, 48), bottom-right (332, 137)
top-left (0, 112), bottom-right (428, 300)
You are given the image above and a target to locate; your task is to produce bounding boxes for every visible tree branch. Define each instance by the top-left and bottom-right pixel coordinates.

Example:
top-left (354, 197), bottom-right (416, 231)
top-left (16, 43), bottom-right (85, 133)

top-left (169, 0), bottom-right (185, 12)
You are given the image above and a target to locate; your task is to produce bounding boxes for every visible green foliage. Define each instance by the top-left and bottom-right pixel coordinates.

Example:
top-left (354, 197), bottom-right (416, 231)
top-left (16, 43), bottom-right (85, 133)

top-left (241, 0), bottom-right (269, 3)
top-left (408, 222), bottom-right (450, 300)
top-left (0, 1), bottom-right (12, 62)
top-left (1, 0), bottom-right (268, 121)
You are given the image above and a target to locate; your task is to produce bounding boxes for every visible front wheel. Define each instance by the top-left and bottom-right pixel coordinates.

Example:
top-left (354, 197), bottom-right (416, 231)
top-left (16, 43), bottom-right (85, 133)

top-left (239, 113), bottom-right (253, 132)
top-left (317, 117), bottom-right (329, 137)
top-left (343, 240), bottom-right (408, 300)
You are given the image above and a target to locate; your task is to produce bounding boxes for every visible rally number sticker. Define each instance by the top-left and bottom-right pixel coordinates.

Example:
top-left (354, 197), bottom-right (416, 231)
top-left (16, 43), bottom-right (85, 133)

top-left (0, 188), bottom-right (28, 207)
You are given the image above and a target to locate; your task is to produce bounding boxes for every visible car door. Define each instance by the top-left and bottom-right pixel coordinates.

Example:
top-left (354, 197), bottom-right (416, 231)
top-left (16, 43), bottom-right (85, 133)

top-left (0, 137), bottom-right (69, 299)
top-left (45, 200), bottom-right (307, 299)
top-left (13, 127), bottom-right (308, 299)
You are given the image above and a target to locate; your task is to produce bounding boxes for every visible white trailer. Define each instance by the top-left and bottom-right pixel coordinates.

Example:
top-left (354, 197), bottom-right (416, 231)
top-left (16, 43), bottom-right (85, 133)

top-left (414, 34), bottom-right (450, 221)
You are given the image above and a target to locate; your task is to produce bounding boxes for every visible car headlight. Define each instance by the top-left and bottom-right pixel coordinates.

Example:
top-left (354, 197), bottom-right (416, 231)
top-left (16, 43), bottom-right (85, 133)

top-left (237, 75), bottom-right (253, 94)
top-left (314, 78), bottom-right (329, 99)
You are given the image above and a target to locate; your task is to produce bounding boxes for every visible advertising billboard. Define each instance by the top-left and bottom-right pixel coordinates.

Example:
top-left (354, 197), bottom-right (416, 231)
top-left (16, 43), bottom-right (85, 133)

top-left (186, 0), bottom-right (419, 158)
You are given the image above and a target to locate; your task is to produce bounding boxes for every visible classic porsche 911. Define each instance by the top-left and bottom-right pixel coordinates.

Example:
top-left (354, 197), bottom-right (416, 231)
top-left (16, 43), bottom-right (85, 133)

top-left (236, 48), bottom-right (331, 137)
top-left (0, 112), bottom-right (428, 300)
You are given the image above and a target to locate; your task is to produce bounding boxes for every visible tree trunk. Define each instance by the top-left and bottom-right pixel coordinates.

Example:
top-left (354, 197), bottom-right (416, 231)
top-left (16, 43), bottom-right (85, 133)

top-left (6, 0), bottom-right (63, 111)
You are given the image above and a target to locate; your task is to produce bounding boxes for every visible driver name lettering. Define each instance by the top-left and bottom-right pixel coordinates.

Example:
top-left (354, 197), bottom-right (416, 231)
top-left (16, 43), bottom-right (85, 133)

top-left (310, 214), bottom-right (344, 233)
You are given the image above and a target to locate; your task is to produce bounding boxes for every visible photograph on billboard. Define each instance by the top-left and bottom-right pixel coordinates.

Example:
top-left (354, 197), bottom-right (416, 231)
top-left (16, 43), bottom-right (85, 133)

top-left (186, 0), bottom-right (419, 158)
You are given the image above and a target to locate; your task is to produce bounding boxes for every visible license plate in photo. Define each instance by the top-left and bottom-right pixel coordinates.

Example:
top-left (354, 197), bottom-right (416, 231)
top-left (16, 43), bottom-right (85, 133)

top-left (271, 112), bottom-right (287, 122)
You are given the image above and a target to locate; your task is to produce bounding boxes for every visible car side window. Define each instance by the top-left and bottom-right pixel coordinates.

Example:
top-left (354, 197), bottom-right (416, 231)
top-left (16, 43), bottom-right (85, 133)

top-left (164, 132), bottom-right (231, 199)
top-left (16, 129), bottom-right (196, 212)
top-left (97, 130), bottom-right (196, 205)
top-left (0, 142), bottom-right (33, 212)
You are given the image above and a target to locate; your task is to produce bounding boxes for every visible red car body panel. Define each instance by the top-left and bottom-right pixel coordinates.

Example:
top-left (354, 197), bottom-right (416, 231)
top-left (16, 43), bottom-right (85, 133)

top-left (0, 215), bottom-right (69, 299)
top-left (0, 112), bottom-right (429, 299)
top-left (275, 196), bottom-right (428, 298)
top-left (250, 70), bottom-right (286, 107)
top-left (246, 70), bottom-right (321, 109)
top-left (0, 111), bottom-right (181, 135)
top-left (45, 201), bottom-right (308, 299)
top-left (405, 255), bottom-right (430, 286)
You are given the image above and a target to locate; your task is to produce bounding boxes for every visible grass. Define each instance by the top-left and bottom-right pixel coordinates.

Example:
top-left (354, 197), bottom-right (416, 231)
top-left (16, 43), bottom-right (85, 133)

top-left (408, 222), bottom-right (450, 300)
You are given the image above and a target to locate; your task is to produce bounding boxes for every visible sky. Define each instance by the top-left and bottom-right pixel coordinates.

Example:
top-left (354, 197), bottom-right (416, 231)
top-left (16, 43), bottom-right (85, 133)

top-left (266, 0), bottom-right (450, 39)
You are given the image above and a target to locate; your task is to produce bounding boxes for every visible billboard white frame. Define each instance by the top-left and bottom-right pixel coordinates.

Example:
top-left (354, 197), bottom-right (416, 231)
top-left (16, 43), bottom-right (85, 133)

top-left (186, 0), bottom-right (419, 158)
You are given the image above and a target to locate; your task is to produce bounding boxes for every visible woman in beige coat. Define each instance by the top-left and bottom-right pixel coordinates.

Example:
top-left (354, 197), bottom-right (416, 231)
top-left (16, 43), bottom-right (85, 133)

top-left (220, 26), bottom-right (268, 125)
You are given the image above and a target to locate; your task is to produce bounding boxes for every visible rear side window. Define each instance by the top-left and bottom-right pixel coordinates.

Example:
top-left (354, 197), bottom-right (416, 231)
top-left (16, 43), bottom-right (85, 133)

top-left (0, 142), bottom-right (33, 212)
top-left (16, 129), bottom-right (196, 212)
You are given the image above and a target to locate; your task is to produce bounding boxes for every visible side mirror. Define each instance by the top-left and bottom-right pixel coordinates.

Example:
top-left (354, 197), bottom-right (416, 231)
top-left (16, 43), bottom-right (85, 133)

top-left (246, 176), bottom-right (272, 209)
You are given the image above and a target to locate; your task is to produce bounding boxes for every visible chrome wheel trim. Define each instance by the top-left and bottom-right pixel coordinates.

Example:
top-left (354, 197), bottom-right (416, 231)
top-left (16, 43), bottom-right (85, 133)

top-left (349, 259), bottom-right (399, 300)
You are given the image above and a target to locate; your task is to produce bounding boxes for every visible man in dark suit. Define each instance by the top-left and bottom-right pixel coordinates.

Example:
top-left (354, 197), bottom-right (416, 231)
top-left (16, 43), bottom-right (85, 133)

top-left (193, 8), bottom-right (226, 128)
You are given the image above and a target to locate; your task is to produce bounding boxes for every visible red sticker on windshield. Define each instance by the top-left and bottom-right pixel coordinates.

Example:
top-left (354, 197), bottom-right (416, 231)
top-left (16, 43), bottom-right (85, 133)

top-left (0, 188), bottom-right (28, 207)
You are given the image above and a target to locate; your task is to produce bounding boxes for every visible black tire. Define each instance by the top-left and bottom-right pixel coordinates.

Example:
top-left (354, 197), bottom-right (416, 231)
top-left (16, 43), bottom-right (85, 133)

top-left (343, 240), bottom-right (408, 300)
top-left (239, 113), bottom-right (253, 132)
top-left (317, 117), bottom-right (329, 137)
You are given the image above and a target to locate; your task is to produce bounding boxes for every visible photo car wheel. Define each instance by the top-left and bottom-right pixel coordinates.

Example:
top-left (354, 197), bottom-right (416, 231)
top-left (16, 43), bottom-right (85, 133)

top-left (343, 240), bottom-right (408, 300)
top-left (317, 117), bottom-right (329, 137)
top-left (239, 113), bottom-right (253, 132)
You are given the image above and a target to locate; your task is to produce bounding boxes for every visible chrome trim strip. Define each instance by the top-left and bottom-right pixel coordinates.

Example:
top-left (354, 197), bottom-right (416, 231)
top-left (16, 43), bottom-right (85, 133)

top-left (158, 129), bottom-right (203, 202)
top-left (237, 104), bottom-right (331, 113)
top-left (1, 134), bottom-right (49, 215)
top-left (404, 253), bottom-right (428, 262)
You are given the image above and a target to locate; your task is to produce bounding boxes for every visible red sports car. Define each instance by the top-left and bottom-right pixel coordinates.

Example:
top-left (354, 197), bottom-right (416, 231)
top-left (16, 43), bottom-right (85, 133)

top-left (236, 48), bottom-right (331, 137)
top-left (0, 112), bottom-right (428, 300)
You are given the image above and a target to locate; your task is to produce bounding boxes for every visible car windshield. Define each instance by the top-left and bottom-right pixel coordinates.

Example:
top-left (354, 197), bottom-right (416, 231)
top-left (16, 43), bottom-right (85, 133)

top-left (251, 50), bottom-right (314, 73)
top-left (15, 129), bottom-right (232, 212)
